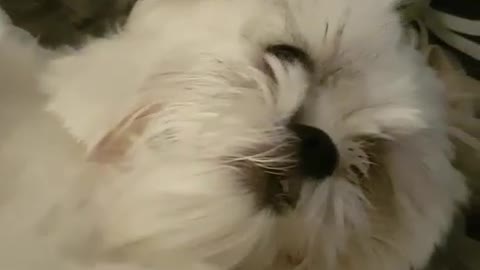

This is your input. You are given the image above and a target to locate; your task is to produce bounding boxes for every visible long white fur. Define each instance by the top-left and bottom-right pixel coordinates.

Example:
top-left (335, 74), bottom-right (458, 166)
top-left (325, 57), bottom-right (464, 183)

top-left (0, 0), bottom-right (467, 270)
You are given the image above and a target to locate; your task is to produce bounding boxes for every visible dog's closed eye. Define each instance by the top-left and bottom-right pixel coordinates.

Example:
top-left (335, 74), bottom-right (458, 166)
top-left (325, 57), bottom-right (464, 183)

top-left (263, 44), bottom-right (312, 123)
top-left (265, 44), bottom-right (313, 72)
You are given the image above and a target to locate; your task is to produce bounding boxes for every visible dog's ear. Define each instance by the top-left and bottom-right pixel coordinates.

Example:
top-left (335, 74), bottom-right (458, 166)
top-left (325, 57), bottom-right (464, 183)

top-left (40, 34), bottom-right (159, 161)
top-left (88, 103), bottom-right (162, 163)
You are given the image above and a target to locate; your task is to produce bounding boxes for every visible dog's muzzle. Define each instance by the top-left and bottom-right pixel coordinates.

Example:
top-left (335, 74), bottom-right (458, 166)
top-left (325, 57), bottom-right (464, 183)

top-left (243, 124), bottom-right (338, 213)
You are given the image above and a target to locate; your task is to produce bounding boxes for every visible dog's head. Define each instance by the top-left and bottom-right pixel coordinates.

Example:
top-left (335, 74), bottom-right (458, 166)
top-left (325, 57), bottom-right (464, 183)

top-left (41, 0), bottom-right (467, 269)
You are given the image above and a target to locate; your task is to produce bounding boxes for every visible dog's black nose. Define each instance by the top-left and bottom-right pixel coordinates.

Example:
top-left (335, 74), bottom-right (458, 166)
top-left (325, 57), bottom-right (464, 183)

top-left (265, 44), bottom-right (313, 70)
top-left (290, 124), bottom-right (338, 180)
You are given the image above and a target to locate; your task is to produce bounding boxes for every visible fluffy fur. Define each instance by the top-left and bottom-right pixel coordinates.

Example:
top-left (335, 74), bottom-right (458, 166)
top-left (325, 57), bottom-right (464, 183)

top-left (0, 0), bottom-right (467, 270)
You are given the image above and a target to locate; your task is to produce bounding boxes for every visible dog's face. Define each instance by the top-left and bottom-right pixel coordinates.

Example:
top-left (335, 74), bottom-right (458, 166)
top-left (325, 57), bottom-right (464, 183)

top-left (41, 0), bottom-right (467, 269)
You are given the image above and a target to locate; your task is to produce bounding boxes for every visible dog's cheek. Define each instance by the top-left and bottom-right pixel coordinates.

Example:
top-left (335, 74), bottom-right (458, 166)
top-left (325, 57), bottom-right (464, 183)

top-left (374, 135), bottom-right (467, 269)
top-left (313, 134), bottom-right (468, 269)
top-left (91, 163), bottom-right (278, 269)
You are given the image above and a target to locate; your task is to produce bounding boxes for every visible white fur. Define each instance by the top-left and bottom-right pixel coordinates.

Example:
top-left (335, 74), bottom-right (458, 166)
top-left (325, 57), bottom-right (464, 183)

top-left (0, 0), bottom-right (467, 270)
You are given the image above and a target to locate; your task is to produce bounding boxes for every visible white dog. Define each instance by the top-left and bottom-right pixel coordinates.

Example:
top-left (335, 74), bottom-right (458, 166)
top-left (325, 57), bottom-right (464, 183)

top-left (0, 0), bottom-right (468, 270)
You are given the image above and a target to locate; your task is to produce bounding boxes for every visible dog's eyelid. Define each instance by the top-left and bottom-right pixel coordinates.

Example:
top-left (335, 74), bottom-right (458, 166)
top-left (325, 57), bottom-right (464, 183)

top-left (265, 44), bottom-right (314, 71)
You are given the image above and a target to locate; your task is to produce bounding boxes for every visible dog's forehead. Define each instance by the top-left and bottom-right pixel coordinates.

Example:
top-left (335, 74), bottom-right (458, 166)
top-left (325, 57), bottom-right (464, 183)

top-left (127, 0), bottom-right (401, 60)
top-left (286, 0), bottom-right (402, 63)
top-left (127, 0), bottom-right (289, 44)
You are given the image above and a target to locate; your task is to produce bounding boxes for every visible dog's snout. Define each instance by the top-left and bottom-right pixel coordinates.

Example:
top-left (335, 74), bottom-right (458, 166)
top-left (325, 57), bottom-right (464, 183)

top-left (290, 124), bottom-right (338, 180)
top-left (265, 44), bottom-right (313, 70)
